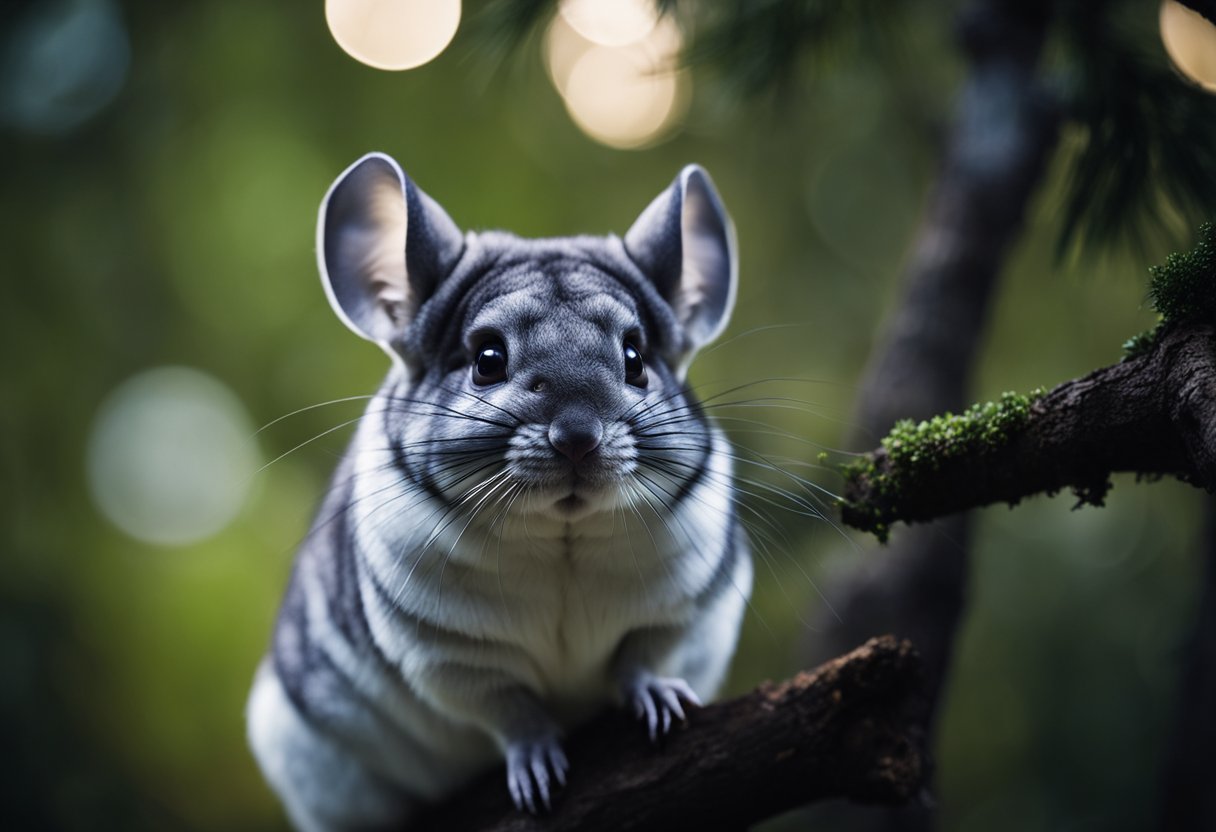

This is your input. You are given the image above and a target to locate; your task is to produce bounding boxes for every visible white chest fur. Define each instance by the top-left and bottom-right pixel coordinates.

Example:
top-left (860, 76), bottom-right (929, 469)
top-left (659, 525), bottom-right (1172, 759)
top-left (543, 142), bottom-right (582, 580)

top-left (347, 419), bottom-right (737, 718)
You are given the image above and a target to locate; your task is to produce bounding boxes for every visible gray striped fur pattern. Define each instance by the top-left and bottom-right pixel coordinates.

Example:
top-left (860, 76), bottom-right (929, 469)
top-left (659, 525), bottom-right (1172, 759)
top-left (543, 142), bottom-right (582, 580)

top-left (247, 154), bottom-right (752, 831)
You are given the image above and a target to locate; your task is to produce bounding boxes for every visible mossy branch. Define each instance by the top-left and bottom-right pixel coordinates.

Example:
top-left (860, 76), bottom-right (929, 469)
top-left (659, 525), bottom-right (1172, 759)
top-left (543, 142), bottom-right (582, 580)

top-left (841, 322), bottom-right (1216, 538)
top-left (842, 225), bottom-right (1216, 539)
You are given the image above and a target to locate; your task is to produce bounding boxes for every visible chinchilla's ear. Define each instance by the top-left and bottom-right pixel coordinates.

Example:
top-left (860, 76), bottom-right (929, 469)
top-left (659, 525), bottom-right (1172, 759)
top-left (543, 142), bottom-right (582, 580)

top-left (317, 152), bottom-right (464, 345)
top-left (624, 164), bottom-right (737, 365)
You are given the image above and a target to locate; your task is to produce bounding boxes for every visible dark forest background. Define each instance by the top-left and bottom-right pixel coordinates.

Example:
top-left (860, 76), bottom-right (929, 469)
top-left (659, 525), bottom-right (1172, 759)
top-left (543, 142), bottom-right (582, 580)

top-left (2, 1), bottom-right (1213, 829)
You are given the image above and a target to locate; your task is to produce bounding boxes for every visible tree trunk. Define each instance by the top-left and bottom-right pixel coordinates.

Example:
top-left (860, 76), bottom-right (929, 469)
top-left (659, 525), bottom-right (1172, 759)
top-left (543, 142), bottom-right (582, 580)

top-left (804, 1), bottom-right (1060, 829)
top-left (1158, 497), bottom-right (1216, 829)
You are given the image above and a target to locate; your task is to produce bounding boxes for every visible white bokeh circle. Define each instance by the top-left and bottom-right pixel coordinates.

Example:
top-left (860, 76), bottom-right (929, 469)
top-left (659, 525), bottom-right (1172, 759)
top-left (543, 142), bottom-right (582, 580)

top-left (87, 366), bottom-right (259, 546)
top-left (325, 0), bottom-right (461, 71)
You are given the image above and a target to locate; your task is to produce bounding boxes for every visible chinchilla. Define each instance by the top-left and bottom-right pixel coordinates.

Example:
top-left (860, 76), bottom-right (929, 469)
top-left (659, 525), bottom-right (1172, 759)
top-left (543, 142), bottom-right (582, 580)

top-left (247, 153), bottom-right (752, 831)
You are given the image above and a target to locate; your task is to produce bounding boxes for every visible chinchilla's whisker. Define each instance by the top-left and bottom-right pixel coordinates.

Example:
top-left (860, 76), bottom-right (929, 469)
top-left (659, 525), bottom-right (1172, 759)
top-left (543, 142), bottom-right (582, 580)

top-left (639, 446), bottom-right (843, 532)
top-left (641, 436), bottom-right (861, 561)
top-left (639, 444), bottom-right (829, 513)
top-left (381, 395), bottom-right (520, 431)
top-left (280, 448), bottom-right (488, 557)
top-left (627, 377), bottom-right (831, 425)
top-left (619, 479), bottom-right (689, 616)
top-left (618, 383), bottom-right (688, 422)
top-left (614, 496), bottom-right (650, 605)
top-left (255, 395), bottom-right (377, 434)
top-left (643, 471), bottom-right (814, 631)
top-left (701, 419), bottom-right (852, 459)
top-left (630, 473), bottom-right (774, 636)
top-left (723, 443), bottom-right (858, 552)
top-left (702, 400), bottom-right (861, 437)
top-left (252, 416), bottom-right (370, 479)
top-left (434, 470), bottom-right (515, 627)
top-left (625, 376), bottom-right (857, 437)
top-left (700, 322), bottom-right (814, 357)
top-left (255, 411), bottom-right (510, 482)
top-left (634, 399), bottom-right (836, 437)
top-left (638, 458), bottom-right (796, 551)
top-left (635, 463), bottom-right (824, 631)
top-left (440, 385), bottom-right (526, 427)
top-left (633, 407), bottom-right (849, 500)
top-left (636, 449), bottom-right (842, 583)
top-left (738, 454), bottom-right (845, 503)
top-left (625, 479), bottom-right (693, 599)
top-left (390, 467), bottom-right (511, 614)
top-left (491, 483), bottom-right (526, 626)
top-left (638, 418), bottom-right (841, 459)
top-left (619, 369), bottom-right (800, 423)
top-left (620, 480), bottom-right (663, 557)
top-left (338, 457), bottom-right (506, 564)
top-left (256, 384), bottom-right (530, 441)
top-left (363, 433), bottom-right (513, 449)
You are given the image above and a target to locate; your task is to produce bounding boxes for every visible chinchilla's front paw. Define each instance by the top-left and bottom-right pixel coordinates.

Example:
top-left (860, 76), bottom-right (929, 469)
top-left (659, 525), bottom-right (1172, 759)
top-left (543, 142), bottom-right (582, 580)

top-left (624, 673), bottom-right (702, 742)
top-left (505, 735), bottom-right (569, 813)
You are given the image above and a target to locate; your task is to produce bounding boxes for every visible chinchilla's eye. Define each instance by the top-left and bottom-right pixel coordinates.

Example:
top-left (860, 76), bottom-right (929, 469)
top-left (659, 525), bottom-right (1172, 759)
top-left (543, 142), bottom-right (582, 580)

top-left (623, 340), bottom-right (648, 387)
top-left (473, 341), bottom-right (508, 386)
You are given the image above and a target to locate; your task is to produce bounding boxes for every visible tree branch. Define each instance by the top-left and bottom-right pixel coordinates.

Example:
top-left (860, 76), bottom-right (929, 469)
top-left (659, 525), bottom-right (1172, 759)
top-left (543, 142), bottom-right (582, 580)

top-left (842, 323), bottom-right (1216, 536)
top-left (412, 637), bottom-right (928, 832)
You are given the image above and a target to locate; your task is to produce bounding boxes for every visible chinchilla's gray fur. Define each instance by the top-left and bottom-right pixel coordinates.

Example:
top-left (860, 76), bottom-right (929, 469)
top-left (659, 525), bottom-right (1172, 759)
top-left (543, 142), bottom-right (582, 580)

top-left (247, 153), bottom-right (752, 831)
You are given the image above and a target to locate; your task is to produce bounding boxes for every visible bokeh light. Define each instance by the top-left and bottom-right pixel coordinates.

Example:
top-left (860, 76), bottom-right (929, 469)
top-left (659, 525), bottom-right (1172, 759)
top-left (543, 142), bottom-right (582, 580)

top-left (325, 0), bottom-right (461, 71)
top-left (558, 0), bottom-right (658, 48)
top-left (0, 0), bottom-right (130, 135)
top-left (86, 367), bottom-right (260, 547)
top-left (545, 12), bottom-right (689, 150)
top-left (1160, 1), bottom-right (1216, 92)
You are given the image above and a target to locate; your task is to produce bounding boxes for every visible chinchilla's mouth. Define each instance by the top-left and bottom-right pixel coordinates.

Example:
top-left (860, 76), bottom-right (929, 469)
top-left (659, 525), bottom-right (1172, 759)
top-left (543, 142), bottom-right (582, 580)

top-left (548, 473), bottom-right (618, 515)
top-left (519, 471), bottom-right (631, 519)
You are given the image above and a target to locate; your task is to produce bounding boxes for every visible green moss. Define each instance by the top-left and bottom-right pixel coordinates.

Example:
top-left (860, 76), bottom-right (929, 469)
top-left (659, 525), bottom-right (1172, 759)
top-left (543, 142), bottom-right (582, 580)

top-left (1123, 223), bottom-right (1216, 359)
top-left (841, 389), bottom-right (1046, 542)
top-left (1121, 329), bottom-right (1158, 360)
top-left (877, 389), bottom-right (1046, 482)
top-left (846, 228), bottom-right (1216, 537)
top-left (1149, 222), bottom-right (1216, 323)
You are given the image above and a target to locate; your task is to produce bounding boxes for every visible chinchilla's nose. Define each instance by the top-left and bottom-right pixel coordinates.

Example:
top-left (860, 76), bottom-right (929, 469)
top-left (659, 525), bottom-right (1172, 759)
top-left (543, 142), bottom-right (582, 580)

top-left (549, 410), bottom-right (603, 462)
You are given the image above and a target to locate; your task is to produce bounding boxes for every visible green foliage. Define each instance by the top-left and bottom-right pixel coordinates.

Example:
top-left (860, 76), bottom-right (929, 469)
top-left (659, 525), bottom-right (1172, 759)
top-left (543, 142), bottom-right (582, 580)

top-left (472, 0), bottom-right (909, 97)
top-left (463, 0), bottom-right (555, 77)
top-left (684, 0), bottom-right (906, 98)
top-left (471, 0), bottom-right (1216, 256)
top-left (1121, 328), bottom-right (1159, 360)
top-left (1056, 2), bottom-right (1216, 254)
top-left (1123, 223), bottom-right (1216, 359)
top-left (1148, 221), bottom-right (1216, 323)
top-left (842, 390), bottom-right (1046, 541)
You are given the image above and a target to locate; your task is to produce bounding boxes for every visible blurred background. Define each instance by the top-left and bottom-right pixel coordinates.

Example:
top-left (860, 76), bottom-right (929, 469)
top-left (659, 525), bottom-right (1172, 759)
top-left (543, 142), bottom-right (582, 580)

top-left (3, 0), bottom-right (1215, 829)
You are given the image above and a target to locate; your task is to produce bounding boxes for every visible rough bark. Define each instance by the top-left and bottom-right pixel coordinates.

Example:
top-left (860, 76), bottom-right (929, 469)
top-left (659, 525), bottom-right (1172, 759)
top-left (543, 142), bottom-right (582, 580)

top-left (803, 2), bottom-right (1060, 829)
top-left (411, 637), bottom-right (927, 832)
top-left (842, 323), bottom-right (1216, 533)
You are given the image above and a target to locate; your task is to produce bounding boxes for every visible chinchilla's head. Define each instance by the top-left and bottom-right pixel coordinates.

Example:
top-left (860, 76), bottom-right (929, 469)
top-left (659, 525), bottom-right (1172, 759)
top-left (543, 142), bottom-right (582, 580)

top-left (318, 153), bottom-right (737, 522)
